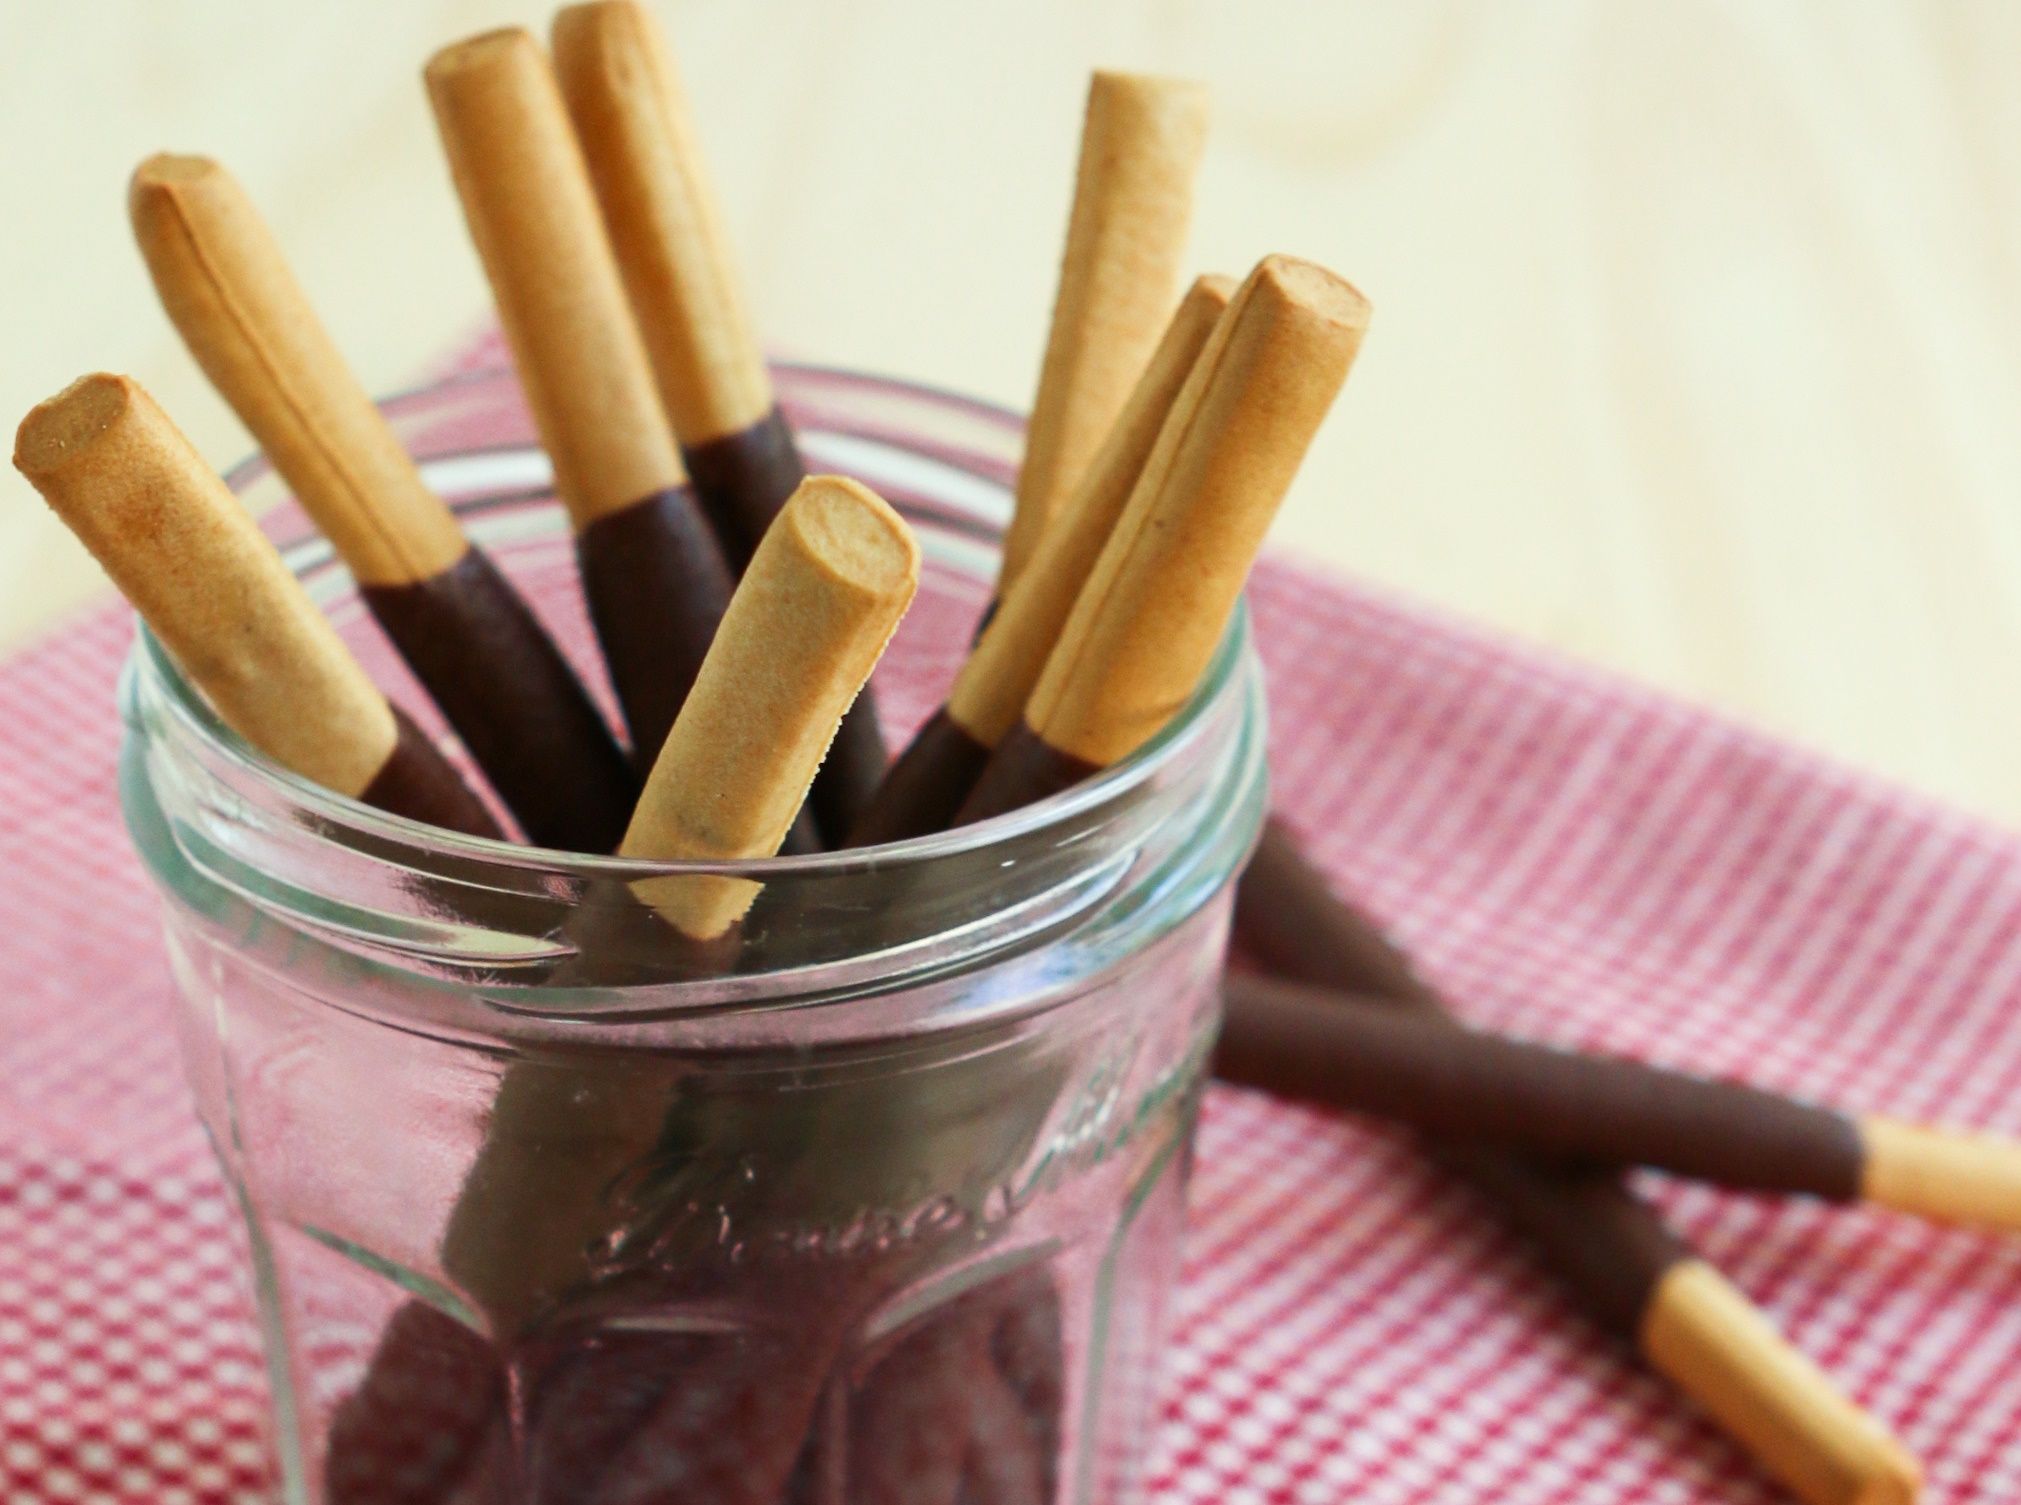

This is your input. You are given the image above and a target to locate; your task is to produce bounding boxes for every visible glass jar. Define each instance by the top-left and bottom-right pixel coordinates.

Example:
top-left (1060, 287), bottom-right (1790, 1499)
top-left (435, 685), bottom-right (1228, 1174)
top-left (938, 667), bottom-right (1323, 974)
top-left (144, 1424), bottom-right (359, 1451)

top-left (119, 365), bottom-right (1268, 1505)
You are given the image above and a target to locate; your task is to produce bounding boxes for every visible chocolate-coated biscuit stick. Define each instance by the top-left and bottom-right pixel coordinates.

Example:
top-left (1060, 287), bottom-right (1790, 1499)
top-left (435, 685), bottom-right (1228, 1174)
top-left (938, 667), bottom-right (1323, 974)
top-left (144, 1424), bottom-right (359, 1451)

top-left (129, 153), bottom-right (636, 852)
top-left (1236, 821), bottom-right (1920, 1505)
top-left (14, 374), bottom-right (499, 839)
top-left (328, 476), bottom-right (918, 1504)
top-left (999, 70), bottom-right (1210, 594)
top-left (1221, 971), bottom-right (2021, 1233)
top-left (959, 254), bottom-right (1368, 822)
top-left (425, 28), bottom-right (746, 799)
top-left (440, 475), bottom-right (917, 1332)
top-left (552, 0), bottom-right (886, 846)
top-left (850, 273), bottom-right (1235, 845)
top-left (865, 255), bottom-right (1360, 1505)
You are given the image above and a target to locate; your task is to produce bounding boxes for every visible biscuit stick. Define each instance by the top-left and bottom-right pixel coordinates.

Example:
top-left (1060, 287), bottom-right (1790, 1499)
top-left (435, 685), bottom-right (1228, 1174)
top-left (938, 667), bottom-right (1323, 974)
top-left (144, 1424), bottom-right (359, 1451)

top-left (426, 27), bottom-right (743, 799)
top-left (851, 273), bottom-right (1235, 844)
top-left (552, 1), bottom-right (890, 845)
top-left (959, 254), bottom-right (1367, 821)
top-left (15, 374), bottom-right (499, 839)
top-left (1221, 971), bottom-right (2021, 1234)
top-left (1000, 70), bottom-right (1210, 593)
top-left (130, 152), bottom-right (635, 851)
top-left (440, 474), bottom-right (918, 1332)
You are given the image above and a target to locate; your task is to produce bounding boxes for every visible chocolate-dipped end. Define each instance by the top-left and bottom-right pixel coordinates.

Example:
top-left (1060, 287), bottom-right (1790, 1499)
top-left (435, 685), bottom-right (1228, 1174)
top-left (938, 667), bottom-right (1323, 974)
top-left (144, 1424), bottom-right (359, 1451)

top-left (1231, 818), bottom-right (1743, 1336)
top-left (1235, 822), bottom-right (1920, 1505)
top-left (437, 475), bottom-right (921, 1335)
top-left (321, 1301), bottom-right (507, 1505)
top-left (974, 1273), bottom-right (1064, 1505)
top-left (1443, 1147), bottom-right (1690, 1338)
top-left (1234, 819), bottom-right (1431, 1001)
top-left (130, 153), bottom-right (617, 852)
top-left (572, 484), bottom-right (735, 768)
top-left (682, 410), bottom-right (889, 846)
top-left (847, 707), bottom-right (995, 845)
top-left (1217, 972), bottom-right (1869, 1200)
top-left (681, 405), bottom-right (804, 569)
top-left (14, 373), bottom-right (498, 841)
top-left (361, 706), bottom-right (507, 841)
top-left (364, 550), bottom-right (631, 850)
top-left (954, 722), bottom-right (1098, 827)
top-left (522, 1293), bottom-right (851, 1505)
top-left (808, 688), bottom-right (889, 850)
top-left (1002, 71), bottom-right (1211, 592)
top-left (1238, 824), bottom-right (1691, 1339)
top-left (837, 1275), bottom-right (1055, 1505)
top-left (573, 483), bottom-right (821, 851)
top-left (548, 2), bottom-right (866, 844)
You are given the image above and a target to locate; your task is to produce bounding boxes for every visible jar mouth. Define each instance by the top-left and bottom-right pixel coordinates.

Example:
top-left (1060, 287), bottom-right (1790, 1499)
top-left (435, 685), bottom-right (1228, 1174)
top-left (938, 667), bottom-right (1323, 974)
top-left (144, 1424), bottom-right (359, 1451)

top-left (120, 363), bottom-right (1268, 1016)
top-left (127, 362), bottom-right (1254, 883)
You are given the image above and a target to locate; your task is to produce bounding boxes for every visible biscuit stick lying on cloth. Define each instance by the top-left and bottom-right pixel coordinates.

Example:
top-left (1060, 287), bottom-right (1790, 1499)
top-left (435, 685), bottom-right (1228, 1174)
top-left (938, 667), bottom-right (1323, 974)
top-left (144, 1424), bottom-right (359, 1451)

top-left (850, 273), bottom-right (1235, 844)
top-left (14, 373), bottom-right (500, 839)
top-left (552, 0), bottom-right (887, 845)
top-left (1236, 821), bottom-right (1922, 1505)
top-left (1220, 971), bottom-right (2021, 1233)
top-left (426, 26), bottom-right (743, 798)
top-left (998, 69), bottom-right (1210, 595)
top-left (129, 152), bottom-right (636, 852)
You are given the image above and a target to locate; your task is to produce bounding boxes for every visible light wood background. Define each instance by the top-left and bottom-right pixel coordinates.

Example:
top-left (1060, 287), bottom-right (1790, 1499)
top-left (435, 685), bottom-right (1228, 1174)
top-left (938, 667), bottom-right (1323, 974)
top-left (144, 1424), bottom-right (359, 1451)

top-left (7, 2), bottom-right (2021, 822)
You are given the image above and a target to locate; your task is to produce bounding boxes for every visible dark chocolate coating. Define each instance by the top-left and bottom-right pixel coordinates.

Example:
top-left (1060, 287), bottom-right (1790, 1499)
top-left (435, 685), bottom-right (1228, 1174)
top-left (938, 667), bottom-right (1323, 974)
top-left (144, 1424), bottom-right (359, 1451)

top-left (683, 406), bottom-right (805, 571)
top-left (810, 695), bottom-right (890, 850)
top-left (575, 486), bottom-right (737, 774)
top-left (1218, 972), bottom-right (1867, 1200)
top-left (1437, 1148), bottom-right (1691, 1336)
top-left (364, 548), bottom-right (635, 853)
top-left (1235, 818), bottom-right (1691, 1339)
top-left (359, 705), bottom-right (505, 840)
top-left (849, 706), bottom-right (994, 846)
top-left (953, 722), bottom-right (1098, 826)
top-left (322, 1301), bottom-right (505, 1505)
top-left (682, 408), bottom-right (885, 847)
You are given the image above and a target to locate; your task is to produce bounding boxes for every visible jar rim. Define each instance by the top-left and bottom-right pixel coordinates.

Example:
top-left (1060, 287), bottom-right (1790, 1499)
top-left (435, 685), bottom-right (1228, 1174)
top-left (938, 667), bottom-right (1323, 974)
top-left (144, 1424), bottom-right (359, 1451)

top-left (127, 363), bottom-right (1258, 885)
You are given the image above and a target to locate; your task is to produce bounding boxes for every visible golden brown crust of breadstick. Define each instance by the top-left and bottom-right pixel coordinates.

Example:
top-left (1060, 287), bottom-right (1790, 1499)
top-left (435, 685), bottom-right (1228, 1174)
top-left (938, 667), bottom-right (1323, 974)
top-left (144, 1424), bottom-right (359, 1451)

top-left (947, 273), bottom-right (1234, 747)
top-left (1000, 71), bottom-right (1210, 591)
top-left (1025, 255), bottom-right (1369, 767)
top-left (552, 0), bottom-right (772, 445)
top-left (129, 153), bottom-right (467, 586)
top-left (14, 375), bottom-right (398, 794)
top-left (426, 26), bottom-right (685, 526)
top-left (1641, 1261), bottom-right (1920, 1505)
top-left (1861, 1117), bottom-right (2021, 1232)
top-left (620, 475), bottom-right (918, 936)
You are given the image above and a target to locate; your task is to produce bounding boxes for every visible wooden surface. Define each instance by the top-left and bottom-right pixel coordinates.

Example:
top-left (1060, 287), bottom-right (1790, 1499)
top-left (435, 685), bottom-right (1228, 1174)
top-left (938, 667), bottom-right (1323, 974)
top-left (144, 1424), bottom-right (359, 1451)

top-left (8, 2), bottom-right (2021, 822)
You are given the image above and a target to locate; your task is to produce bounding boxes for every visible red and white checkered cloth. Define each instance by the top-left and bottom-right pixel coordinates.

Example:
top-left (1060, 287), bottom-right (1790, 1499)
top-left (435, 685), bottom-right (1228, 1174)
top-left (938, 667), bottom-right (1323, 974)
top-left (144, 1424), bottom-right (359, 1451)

top-left (6, 380), bottom-right (2021, 1505)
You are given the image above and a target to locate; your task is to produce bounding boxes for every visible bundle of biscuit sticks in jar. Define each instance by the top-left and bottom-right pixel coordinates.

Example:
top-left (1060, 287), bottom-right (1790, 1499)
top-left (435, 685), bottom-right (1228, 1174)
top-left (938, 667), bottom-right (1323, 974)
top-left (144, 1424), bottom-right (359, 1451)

top-left (17, 6), bottom-right (2021, 1504)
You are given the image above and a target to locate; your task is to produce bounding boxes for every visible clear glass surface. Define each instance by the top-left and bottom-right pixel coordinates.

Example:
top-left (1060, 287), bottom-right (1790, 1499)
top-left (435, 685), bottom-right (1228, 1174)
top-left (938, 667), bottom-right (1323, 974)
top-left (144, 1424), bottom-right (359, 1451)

top-left (120, 365), bottom-right (1269, 1505)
